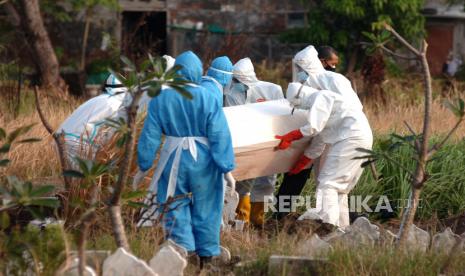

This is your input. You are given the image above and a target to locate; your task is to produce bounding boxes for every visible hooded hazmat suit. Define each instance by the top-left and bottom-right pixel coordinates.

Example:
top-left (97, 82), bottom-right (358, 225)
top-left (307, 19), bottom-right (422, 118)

top-left (293, 45), bottom-right (363, 110)
top-left (137, 51), bottom-right (235, 256)
top-left (285, 45), bottom-right (367, 224)
top-left (285, 82), bottom-right (372, 228)
top-left (200, 56), bottom-right (234, 106)
top-left (223, 57), bottom-right (283, 225)
top-left (56, 74), bottom-right (130, 165)
top-left (57, 55), bottom-right (176, 166)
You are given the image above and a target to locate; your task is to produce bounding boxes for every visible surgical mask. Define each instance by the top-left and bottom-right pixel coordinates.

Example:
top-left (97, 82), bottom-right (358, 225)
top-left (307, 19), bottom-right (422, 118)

top-left (231, 82), bottom-right (247, 93)
top-left (325, 65), bottom-right (336, 72)
top-left (296, 71), bottom-right (308, 83)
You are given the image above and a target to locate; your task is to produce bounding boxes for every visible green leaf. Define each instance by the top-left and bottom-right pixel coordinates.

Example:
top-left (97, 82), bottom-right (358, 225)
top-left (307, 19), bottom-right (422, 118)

top-left (17, 138), bottom-right (41, 144)
top-left (7, 124), bottom-right (36, 143)
top-left (355, 147), bottom-right (376, 154)
top-left (170, 85), bottom-right (193, 100)
top-left (362, 31), bottom-right (377, 42)
top-left (0, 212), bottom-right (10, 229)
top-left (75, 157), bottom-right (93, 176)
top-left (0, 159), bottom-right (10, 167)
top-left (164, 65), bottom-right (183, 79)
top-left (126, 201), bottom-right (147, 208)
top-left (25, 206), bottom-right (43, 219)
top-left (120, 55), bottom-right (136, 71)
top-left (0, 144), bottom-right (10, 153)
top-left (147, 83), bottom-right (162, 98)
top-left (361, 159), bottom-right (377, 168)
top-left (30, 185), bottom-right (55, 197)
top-left (0, 128), bottom-right (5, 141)
top-left (140, 59), bottom-right (152, 72)
top-left (28, 198), bottom-right (60, 208)
top-left (116, 134), bottom-right (128, 148)
top-left (443, 99), bottom-right (454, 111)
top-left (122, 190), bottom-right (146, 200)
top-left (90, 162), bottom-right (109, 177)
top-left (63, 170), bottom-right (85, 178)
top-left (353, 155), bottom-right (377, 160)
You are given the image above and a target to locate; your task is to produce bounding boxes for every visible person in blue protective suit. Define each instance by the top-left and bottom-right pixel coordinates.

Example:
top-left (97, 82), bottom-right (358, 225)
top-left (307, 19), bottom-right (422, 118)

top-left (200, 56), bottom-right (234, 106)
top-left (136, 51), bottom-right (236, 267)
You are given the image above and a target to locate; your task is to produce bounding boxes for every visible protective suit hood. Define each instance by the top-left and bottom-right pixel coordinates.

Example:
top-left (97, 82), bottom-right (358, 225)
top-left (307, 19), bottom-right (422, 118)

top-left (292, 45), bottom-right (325, 82)
top-left (104, 74), bottom-right (127, 95)
top-left (233, 58), bottom-right (259, 87)
top-left (207, 56), bottom-right (233, 87)
top-left (163, 55), bottom-right (176, 71)
top-left (174, 51), bottom-right (203, 84)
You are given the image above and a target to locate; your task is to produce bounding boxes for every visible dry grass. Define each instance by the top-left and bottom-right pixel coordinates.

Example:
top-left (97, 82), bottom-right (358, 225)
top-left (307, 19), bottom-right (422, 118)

top-left (365, 98), bottom-right (465, 139)
top-left (1, 95), bottom-right (80, 180)
top-left (2, 80), bottom-right (465, 180)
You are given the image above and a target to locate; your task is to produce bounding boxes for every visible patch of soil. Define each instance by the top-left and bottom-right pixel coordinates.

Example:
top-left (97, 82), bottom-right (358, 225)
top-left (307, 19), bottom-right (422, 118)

top-left (263, 213), bottom-right (337, 238)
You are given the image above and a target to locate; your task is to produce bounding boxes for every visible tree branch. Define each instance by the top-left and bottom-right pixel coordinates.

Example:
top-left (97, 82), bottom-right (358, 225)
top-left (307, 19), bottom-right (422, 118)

top-left (108, 85), bottom-right (144, 250)
top-left (384, 24), bottom-right (421, 56)
top-left (34, 86), bottom-right (71, 190)
top-left (33, 86), bottom-right (54, 135)
top-left (429, 117), bottom-right (464, 155)
top-left (380, 45), bottom-right (417, 60)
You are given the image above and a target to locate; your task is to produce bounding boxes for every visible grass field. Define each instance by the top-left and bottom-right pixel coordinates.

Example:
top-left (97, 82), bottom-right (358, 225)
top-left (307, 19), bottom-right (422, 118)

top-left (1, 76), bottom-right (465, 274)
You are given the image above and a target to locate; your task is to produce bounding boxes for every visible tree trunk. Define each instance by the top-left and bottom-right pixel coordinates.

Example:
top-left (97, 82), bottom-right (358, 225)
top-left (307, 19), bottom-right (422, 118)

top-left (396, 43), bottom-right (433, 247)
top-left (397, 186), bottom-right (422, 247)
top-left (14, 0), bottom-right (66, 92)
top-left (108, 91), bottom-right (142, 250)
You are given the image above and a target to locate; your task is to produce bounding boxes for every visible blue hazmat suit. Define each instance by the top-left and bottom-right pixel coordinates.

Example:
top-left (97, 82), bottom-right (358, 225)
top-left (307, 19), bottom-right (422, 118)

top-left (200, 56), bottom-right (234, 106)
top-left (137, 51), bottom-right (235, 256)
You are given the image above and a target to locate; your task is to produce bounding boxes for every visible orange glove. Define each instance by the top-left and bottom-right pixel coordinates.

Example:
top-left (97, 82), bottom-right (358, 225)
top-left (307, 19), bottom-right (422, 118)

top-left (289, 155), bottom-right (313, 175)
top-left (275, 129), bottom-right (304, 150)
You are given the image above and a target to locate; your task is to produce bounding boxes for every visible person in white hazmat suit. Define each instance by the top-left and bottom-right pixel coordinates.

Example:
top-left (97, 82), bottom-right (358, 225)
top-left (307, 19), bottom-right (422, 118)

top-left (223, 57), bottom-right (283, 226)
top-left (293, 45), bottom-right (363, 110)
top-left (275, 51), bottom-right (372, 229)
top-left (57, 55), bottom-right (175, 167)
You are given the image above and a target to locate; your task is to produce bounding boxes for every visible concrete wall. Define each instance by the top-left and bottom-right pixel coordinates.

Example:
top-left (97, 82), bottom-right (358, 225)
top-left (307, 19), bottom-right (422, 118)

top-left (165, 0), bottom-right (308, 62)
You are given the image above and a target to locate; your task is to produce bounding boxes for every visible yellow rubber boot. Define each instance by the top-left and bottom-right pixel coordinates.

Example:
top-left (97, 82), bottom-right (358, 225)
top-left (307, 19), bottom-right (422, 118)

top-left (250, 202), bottom-right (265, 226)
top-left (235, 195), bottom-right (251, 223)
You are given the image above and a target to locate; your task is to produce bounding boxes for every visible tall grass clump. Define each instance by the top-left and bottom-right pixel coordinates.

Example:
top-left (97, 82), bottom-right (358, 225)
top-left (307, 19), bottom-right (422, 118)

top-left (352, 137), bottom-right (465, 221)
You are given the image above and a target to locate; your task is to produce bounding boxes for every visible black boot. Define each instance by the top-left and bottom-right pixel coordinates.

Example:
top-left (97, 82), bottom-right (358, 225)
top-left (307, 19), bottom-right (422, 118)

top-left (199, 256), bottom-right (212, 269)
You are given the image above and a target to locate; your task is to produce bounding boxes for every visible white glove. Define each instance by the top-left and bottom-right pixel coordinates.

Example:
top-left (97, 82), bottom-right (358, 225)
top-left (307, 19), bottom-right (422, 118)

top-left (224, 172), bottom-right (236, 196)
top-left (132, 169), bottom-right (148, 191)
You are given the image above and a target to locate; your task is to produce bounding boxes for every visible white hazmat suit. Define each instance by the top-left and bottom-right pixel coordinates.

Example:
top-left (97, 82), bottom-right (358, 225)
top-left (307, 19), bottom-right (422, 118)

top-left (57, 55), bottom-right (176, 166)
top-left (286, 82), bottom-right (373, 228)
top-left (224, 57), bottom-right (283, 225)
top-left (56, 74), bottom-right (130, 165)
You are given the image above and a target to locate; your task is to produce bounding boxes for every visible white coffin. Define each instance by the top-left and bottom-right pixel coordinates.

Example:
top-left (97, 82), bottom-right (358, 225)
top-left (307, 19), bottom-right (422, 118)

top-left (224, 99), bottom-right (311, 181)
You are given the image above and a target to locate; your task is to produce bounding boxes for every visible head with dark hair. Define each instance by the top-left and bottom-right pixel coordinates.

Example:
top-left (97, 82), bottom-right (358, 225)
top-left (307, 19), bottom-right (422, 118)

top-left (317, 46), bottom-right (339, 72)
